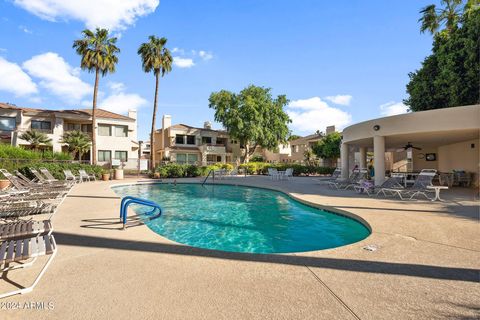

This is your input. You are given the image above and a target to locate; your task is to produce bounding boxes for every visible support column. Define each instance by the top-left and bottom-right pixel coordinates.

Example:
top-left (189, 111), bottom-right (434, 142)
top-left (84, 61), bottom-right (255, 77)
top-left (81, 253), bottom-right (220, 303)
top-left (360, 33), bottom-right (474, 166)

top-left (340, 142), bottom-right (349, 179)
top-left (359, 147), bottom-right (367, 169)
top-left (373, 136), bottom-right (385, 186)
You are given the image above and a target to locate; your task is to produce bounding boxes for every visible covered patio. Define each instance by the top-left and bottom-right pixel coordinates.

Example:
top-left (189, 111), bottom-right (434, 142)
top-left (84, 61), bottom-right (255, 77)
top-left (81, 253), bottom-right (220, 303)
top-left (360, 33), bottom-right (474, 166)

top-left (341, 105), bottom-right (480, 186)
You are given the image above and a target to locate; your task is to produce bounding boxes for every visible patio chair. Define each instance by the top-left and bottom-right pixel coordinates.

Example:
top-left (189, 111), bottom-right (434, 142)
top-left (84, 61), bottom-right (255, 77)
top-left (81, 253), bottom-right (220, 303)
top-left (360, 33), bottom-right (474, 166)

top-left (39, 168), bottom-right (59, 182)
top-left (78, 169), bottom-right (96, 182)
top-left (63, 170), bottom-right (81, 183)
top-left (284, 168), bottom-right (293, 180)
top-left (0, 234), bottom-right (57, 298)
top-left (0, 202), bottom-right (57, 219)
top-left (15, 170), bottom-right (38, 184)
top-left (373, 176), bottom-right (405, 197)
top-left (267, 168), bottom-right (279, 180)
top-left (328, 168), bottom-right (341, 180)
top-left (453, 170), bottom-right (472, 187)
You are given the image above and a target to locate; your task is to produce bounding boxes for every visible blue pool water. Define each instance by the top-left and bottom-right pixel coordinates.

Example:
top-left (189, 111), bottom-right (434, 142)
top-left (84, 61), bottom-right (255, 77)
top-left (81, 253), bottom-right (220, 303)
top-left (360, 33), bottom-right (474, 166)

top-left (112, 183), bottom-right (370, 254)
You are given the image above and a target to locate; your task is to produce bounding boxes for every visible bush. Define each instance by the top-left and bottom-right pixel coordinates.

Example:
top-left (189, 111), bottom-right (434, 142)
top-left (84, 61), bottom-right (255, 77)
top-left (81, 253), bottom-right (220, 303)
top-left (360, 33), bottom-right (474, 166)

top-left (0, 143), bottom-right (72, 160)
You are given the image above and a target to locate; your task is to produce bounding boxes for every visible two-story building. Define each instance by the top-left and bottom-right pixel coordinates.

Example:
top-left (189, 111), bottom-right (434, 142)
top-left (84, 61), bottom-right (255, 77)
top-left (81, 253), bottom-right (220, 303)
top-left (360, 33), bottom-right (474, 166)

top-left (0, 102), bottom-right (139, 168)
top-left (154, 115), bottom-right (243, 166)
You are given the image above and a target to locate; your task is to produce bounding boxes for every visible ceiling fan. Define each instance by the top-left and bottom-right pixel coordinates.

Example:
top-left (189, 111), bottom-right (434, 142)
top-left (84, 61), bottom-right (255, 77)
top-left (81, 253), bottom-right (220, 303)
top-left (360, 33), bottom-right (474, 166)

top-left (396, 142), bottom-right (422, 152)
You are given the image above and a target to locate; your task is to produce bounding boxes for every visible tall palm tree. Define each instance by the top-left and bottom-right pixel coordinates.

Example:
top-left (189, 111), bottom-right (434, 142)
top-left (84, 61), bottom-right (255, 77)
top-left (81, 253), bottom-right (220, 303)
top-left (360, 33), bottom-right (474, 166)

top-left (419, 0), bottom-right (474, 34)
top-left (19, 130), bottom-right (52, 151)
top-left (60, 130), bottom-right (92, 160)
top-left (73, 28), bottom-right (120, 164)
top-left (138, 36), bottom-right (173, 170)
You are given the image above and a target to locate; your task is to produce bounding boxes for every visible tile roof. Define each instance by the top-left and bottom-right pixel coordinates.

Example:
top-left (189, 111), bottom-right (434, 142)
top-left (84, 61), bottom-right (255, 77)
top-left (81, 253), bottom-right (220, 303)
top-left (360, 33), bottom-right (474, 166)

top-left (169, 123), bottom-right (227, 133)
top-left (0, 103), bottom-right (134, 121)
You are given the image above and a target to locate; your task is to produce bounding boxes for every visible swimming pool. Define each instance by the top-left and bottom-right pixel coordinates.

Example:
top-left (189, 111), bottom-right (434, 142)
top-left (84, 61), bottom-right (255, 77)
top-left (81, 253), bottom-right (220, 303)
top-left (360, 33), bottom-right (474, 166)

top-left (112, 183), bottom-right (370, 254)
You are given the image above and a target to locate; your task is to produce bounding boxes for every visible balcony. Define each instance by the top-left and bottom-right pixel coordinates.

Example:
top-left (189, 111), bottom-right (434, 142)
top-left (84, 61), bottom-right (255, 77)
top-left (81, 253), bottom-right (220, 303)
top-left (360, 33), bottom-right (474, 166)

top-left (199, 144), bottom-right (227, 154)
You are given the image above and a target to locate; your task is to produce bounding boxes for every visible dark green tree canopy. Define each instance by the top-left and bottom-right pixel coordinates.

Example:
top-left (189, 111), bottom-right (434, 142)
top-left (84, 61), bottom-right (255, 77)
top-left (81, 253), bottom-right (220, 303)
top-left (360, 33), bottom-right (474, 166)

top-left (19, 130), bottom-right (52, 151)
top-left (405, 5), bottom-right (479, 111)
top-left (311, 132), bottom-right (341, 161)
top-left (209, 85), bottom-right (291, 162)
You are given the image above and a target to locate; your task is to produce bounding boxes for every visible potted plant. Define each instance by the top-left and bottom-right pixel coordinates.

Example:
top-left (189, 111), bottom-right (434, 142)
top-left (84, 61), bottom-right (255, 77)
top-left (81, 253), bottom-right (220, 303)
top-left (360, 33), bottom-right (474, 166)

top-left (101, 169), bottom-right (110, 181)
top-left (0, 172), bottom-right (10, 190)
top-left (113, 160), bottom-right (124, 180)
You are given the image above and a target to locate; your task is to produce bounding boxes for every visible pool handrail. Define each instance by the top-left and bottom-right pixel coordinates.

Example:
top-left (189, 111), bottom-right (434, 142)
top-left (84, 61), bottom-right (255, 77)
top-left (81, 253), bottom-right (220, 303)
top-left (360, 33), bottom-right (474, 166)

top-left (119, 196), bottom-right (162, 229)
top-left (202, 170), bottom-right (215, 186)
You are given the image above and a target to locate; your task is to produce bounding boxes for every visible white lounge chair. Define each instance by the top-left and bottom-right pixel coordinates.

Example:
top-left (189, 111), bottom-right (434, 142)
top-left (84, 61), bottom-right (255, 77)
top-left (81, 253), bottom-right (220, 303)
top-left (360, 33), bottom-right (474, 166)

top-left (63, 170), bottom-right (81, 183)
top-left (78, 170), bottom-right (96, 182)
top-left (0, 234), bottom-right (57, 298)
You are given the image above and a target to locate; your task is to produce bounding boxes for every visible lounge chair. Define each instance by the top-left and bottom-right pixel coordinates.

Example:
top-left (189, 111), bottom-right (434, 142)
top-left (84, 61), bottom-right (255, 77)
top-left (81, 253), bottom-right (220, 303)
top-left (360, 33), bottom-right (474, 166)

top-left (29, 168), bottom-right (71, 187)
top-left (0, 170), bottom-right (70, 193)
top-left (78, 169), bottom-right (96, 182)
top-left (379, 169), bottom-right (437, 200)
top-left (39, 168), bottom-right (59, 181)
top-left (342, 169), bottom-right (368, 190)
top-left (0, 220), bottom-right (52, 241)
top-left (0, 234), bottom-right (57, 298)
top-left (63, 170), bottom-right (80, 183)
top-left (372, 176), bottom-right (405, 197)
top-left (328, 169), bottom-right (358, 189)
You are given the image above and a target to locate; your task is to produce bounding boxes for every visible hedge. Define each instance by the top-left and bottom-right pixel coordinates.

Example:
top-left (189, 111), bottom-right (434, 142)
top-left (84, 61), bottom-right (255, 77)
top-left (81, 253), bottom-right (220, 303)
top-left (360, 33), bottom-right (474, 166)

top-left (238, 162), bottom-right (335, 176)
top-left (153, 162), bottom-right (334, 178)
top-left (0, 144), bottom-right (72, 160)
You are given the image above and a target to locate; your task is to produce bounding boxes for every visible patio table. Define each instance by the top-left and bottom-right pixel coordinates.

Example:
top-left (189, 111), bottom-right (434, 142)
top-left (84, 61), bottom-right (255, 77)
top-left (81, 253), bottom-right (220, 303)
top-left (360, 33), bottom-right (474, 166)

top-left (427, 185), bottom-right (448, 201)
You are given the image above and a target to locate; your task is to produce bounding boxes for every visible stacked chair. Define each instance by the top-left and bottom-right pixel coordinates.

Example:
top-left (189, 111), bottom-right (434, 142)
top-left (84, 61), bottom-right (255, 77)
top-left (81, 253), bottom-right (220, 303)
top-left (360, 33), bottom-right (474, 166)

top-left (0, 167), bottom-right (73, 298)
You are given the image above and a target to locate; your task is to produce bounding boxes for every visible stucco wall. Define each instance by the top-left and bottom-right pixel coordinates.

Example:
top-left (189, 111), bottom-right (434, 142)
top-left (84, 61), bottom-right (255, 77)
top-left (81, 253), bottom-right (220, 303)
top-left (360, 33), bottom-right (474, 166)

top-left (438, 139), bottom-right (479, 173)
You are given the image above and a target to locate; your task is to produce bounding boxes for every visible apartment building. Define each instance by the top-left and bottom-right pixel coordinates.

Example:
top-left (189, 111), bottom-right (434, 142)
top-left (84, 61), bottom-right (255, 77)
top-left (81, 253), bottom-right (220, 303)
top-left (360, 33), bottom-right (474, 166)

top-left (0, 102), bottom-right (139, 168)
top-left (154, 115), bottom-right (243, 166)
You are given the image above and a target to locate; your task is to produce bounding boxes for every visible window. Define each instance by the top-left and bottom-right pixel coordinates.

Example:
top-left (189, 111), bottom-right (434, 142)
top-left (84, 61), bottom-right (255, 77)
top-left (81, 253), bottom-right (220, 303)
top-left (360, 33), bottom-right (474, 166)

top-left (65, 123), bottom-right (80, 131)
top-left (230, 139), bottom-right (237, 144)
top-left (31, 120), bottom-right (51, 131)
top-left (186, 135), bottom-right (196, 145)
top-left (175, 135), bottom-right (185, 144)
top-left (217, 138), bottom-right (227, 145)
top-left (176, 153), bottom-right (186, 164)
top-left (98, 150), bottom-right (111, 162)
top-left (202, 136), bottom-right (212, 144)
top-left (0, 117), bottom-right (16, 131)
top-left (81, 124), bottom-right (92, 133)
top-left (115, 125), bottom-right (128, 137)
top-left (98, 124), bottom-right (111, 136)
top-left (114, 151), bottom-right (128, 161)
top-left (187, 154), bottom-right (198, 164)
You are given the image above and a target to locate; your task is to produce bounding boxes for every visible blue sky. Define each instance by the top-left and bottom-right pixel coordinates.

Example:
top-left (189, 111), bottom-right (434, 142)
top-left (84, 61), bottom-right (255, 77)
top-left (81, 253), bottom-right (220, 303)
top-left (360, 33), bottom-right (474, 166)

top-left (0, 0), bottom-right (438, 140)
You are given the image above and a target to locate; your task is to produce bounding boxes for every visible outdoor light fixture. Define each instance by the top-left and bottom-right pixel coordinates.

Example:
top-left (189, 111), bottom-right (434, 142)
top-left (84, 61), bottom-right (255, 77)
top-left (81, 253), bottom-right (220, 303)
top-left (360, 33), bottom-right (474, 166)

top-left (373, 125), bottom-right (380, 131)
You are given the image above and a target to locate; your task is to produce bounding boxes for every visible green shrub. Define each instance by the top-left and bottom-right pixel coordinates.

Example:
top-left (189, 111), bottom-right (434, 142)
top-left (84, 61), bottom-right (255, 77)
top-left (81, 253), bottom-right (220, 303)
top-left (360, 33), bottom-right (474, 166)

top-left (0, 143), bottom-right (72, 160)
top-left (17, 162), bottom-right (103, 180)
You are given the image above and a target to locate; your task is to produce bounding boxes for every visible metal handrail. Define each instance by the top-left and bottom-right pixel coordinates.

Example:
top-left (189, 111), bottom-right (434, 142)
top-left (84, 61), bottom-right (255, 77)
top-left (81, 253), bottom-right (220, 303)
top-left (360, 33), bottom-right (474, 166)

top-left (202, 169), bottom-right (215, 186)
top-left (119, 196), bottom-right (162, 229)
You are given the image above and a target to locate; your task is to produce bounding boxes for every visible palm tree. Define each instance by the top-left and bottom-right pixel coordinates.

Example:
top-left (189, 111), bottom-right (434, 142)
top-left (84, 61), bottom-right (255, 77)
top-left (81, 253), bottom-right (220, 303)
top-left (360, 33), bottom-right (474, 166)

top-left (60, 130), bottom-right (92, 160)
top-left (138, 36), bottom-right (173, 170)
top-left (19, 130), bottom-right (52, 151)
top-left (419, 0), bottom-right (474, 34)
top-left (73, 28), bottom-right (120, 164)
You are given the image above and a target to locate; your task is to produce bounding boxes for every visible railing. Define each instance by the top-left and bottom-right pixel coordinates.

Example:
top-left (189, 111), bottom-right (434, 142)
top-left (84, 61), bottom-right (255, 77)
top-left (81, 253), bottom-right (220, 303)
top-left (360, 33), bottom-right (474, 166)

top-left (119, 196), bottom-right (162, 229)
top-left (202, 169), bottom-right (215, 186)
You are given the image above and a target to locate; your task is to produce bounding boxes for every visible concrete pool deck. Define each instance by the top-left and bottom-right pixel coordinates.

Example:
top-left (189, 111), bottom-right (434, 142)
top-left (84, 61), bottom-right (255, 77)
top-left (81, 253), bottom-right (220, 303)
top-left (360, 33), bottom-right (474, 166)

top-left (1, 176), bottom-right (479, 319)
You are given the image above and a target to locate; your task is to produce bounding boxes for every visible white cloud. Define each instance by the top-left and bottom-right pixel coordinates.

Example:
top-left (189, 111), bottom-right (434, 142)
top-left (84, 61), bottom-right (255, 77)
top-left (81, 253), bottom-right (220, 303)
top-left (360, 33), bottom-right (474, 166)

top-left (92, 82), bottom-right (147, 113)
top-left (198, 50), bottom-right (213, 61)
top-left (0, 56), bottom-right (38, 96)
top-left (19, 25), bottom-right (33, 34)
top-left (173, 57), bottom-right (195, 68)
top-left (379, 101), bottom-right (409, 116)
top-left (108, 81), bottom-right (126, 93)
top-left (13, 0), bottom-right (159, 31)
top-left (172, 47), bottom-right (184, 54)
top-left (287, 97), bottom-right (352, 133)
top-left (23, 52), bottom-right (92, 102)
top-left (325, 94), bottom-right (352, 106)
top-left (99, 92), bottom-right (147, 114)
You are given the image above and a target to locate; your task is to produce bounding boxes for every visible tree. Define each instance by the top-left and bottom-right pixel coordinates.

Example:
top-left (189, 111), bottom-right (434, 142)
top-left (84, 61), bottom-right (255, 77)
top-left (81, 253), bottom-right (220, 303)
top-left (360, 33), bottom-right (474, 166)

top-left (288, 134), bottom-right (301, 141)
top-left (209, 85), bottom-right (291, 163)
top-left (311, 132), bottom-right (341, 167)
top-left (73, 28), bottom-right (120, 164)
top-left (405, 6), bottom-right (479, 111)
top-left (419, 0), bottom-right (478, 34)
top-left (19, 130), bottom-right (52, 151)
top-left (138, 36), bottom-right (173, 170)
top-left (60, 130), bottom-right (91, 160)
top-left (303, 149), bottom-right (316, 166)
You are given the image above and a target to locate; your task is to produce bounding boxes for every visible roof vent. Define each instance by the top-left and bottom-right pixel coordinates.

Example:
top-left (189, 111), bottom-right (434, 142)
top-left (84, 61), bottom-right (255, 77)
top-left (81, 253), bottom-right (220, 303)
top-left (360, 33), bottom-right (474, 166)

top-left (204, 121), bottom-right (212, 129)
